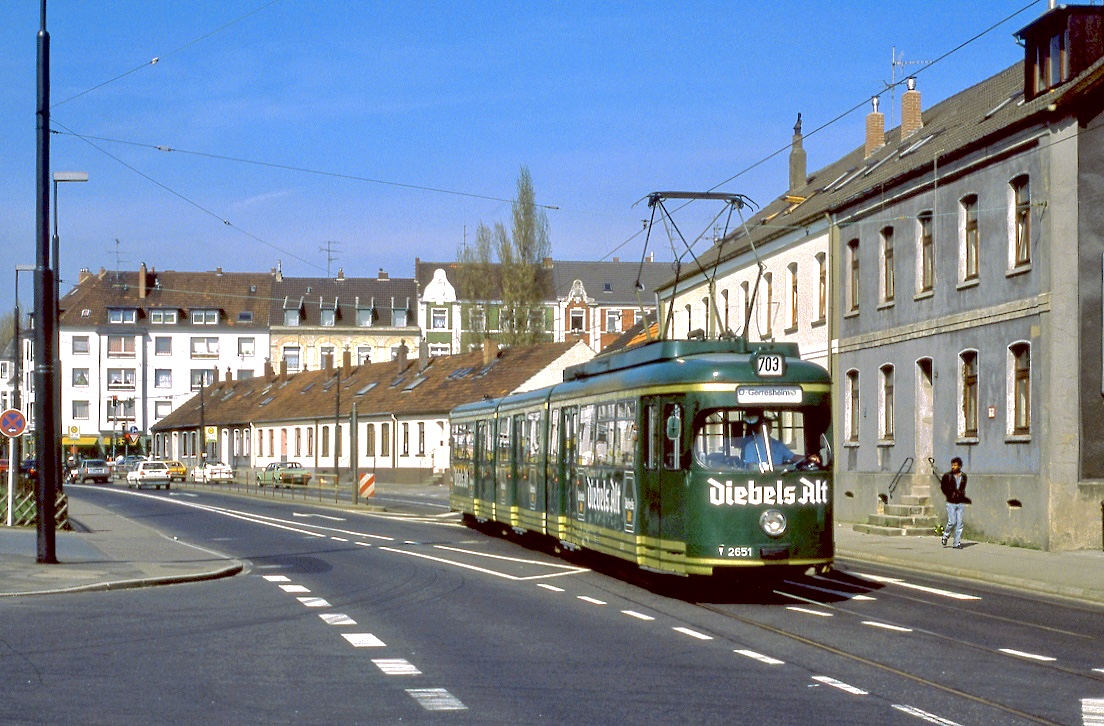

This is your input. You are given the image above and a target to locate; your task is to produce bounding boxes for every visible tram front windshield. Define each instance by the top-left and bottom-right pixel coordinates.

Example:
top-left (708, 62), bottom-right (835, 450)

top-left (693, 408), bottom-right (828, 473)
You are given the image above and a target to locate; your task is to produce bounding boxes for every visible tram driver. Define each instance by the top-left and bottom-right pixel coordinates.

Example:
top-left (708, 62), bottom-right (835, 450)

top-left (739, 412), bottom-right (800, 472)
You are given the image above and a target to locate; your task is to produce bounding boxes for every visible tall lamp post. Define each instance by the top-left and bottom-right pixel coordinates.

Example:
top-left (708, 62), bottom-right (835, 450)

top-left (7, 264), bottom-right (35, 527)
top-left (52, 171), bottom-right (87, 477)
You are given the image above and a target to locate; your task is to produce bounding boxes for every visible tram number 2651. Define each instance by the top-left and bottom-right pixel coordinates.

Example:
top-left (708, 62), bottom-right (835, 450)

top-left (718, 545), bottom-right (753, 558)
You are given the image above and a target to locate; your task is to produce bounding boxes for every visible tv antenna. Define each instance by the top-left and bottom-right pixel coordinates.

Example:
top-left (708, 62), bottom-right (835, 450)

top-left (884, 46), bottom-right (931, 127)
top-left (320, 240), bottom-right (341, 277)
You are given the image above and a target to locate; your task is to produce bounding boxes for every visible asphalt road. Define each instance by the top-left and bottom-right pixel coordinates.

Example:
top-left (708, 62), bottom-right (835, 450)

top-left (1, 485), bottom-right (1101, 724)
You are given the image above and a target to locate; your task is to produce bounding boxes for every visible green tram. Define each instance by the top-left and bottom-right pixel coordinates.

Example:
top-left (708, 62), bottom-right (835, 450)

top-left (449, 339), bottom-right (833, 577)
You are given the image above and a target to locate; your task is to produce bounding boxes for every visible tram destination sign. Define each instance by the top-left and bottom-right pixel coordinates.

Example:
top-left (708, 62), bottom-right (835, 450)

top-left (736, 385), bottom-right (802, 405)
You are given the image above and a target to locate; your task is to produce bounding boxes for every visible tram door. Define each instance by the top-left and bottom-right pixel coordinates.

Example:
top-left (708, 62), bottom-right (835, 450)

top-left (639, 398), bottom-right (684, 543)
top-left (546, 407), bottom-right (576, 539)
top-left (475, 418), bottom-right (495, 518)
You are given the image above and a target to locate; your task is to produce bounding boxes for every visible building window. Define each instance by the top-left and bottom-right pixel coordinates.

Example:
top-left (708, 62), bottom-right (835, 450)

top-left (72, 368), bottom-right (89, 387)
top-left (111, 398), bottom-right (136, 420)
top-left (155, 369), bottom-right (172, 389)
top-left (366, 423), bottom-right (376, 457)
top-left (880, 226), bottom-right (895, 303)
top-left (570, 308), bottom-right (585, 333)
top-left (381, 423), bottom-right (390, 457)
top-left (108, 309), bottom-right (137, 324)
top-left (605, 309), bottom-right (621, 334)
top-left (429, 343), bottom-right (450, 357)
top-left (238, 337), bottom-right (255, 357)
top-left (960, 351), bottom-right (979, 438)
top-left (847, 239), bottom-right (860, 312)
top-left (720, 289), bottom-right (730, 333)
top-left (356, 307), bottom-right (373, 327)
top-left (73, 400), bottom-right (89, 420)
top-left (468, 306), bottom-right (485, 333)
top-left (190, 369), bottom-right (214, 390)
top-left (918, 211), bottom-right (934, 293)
top-left (107, 335), bottom-right (135, 357)
top-left (1010, 343), bottom-right (1031, 435)
top-left (787, 263), bottom-right (799, 330)
top-left (237, 369), bottom-right (254, 380)
top-left (322, 426), bottom-right (330, 457)
top-left (72, 336), bottom-right (90, 354)
top-left (283, 346), bottom-right (301, 372)
top-left (155, 336), bottom-right (172, 356)
top-left (1034, 30), bottom-right (1069, 94)
top-left (320, 308), bottom-right (336, 327)
top-left (284, 309), bottom-right (301, 326)
top-left (149, 310), bottom-right (177, 324)
top-left (190, 336), bottom-right (219, 358)
top-left (431, 308), bottom-right (448, 330)
top-left (107, 368), bottom-right (136, 390)
top-left (880, 364), bottom-right (895, 440)
top-left (307, 428), bottom-right (313, 456)
top-left (1011, 175), bottom-right (1031, 267)
top-left (402, 422), bottom-right (410, 456)
top-left (154, 400), bottom-right (172, 419)
top-left (357, 346), bottom-right (372, 364)
top-left (961, 194), bottom-right (979, 282)
top-left (815, 252), bottom-right (827, 323)
top-left (191, 309), bottom-right (218, 325)
top-left (393, 308), bottom-right (408, 327)
top-left (418, 422), bottom-right (425, 456)
top-left (846, 369), bottom-right (860, 442)
top-left (320, 346), bottom-right (335, 369)
top-left (268, 430), bottom-right (274, 458)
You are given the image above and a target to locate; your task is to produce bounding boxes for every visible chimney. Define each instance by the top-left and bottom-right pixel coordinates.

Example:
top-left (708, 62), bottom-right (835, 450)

top-left (280, 358), bottom-right (288, 377)
top-left (864, 97), bottom-right (885, 158)
top-left (264, 358), bottom-right (274, 380)
top-left (378, 268), bottom-right (389, 281)
top-left (342, 348), bottom-right (352, 374)
top-left (483, 337), bottom-right (495, 367)
top-left (78, 268), bottom-right (90, 284)
top-left (789, 113), bottom-right (807, 192)
top-left (213, 368), bottom-right (220, 383)
top-left (225, 367), bottom-right (232, 382)
top-left (336, 268), bottom-right (344, 281)
top-left (275, 260), bottom-right (283, 282)
top-left (138, 262), bottom-right (148, 299)
top-left (419, 337), bottom-right (429, 372)
top-left (396, 340), bottom-right (409, 369)
top-left (901, 77), bottom-right (923, 138)
top-left (542, 257), bottom-right (553, 269)
top-left (324, 351), bottom-right (334, 372)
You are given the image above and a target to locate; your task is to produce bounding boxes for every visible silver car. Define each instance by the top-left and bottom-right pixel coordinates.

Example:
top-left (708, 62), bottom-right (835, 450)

top-left (75, 459), bottom-right (111, 484)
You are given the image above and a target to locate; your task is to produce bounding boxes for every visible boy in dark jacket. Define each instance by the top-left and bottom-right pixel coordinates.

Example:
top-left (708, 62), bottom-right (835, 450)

top-left (940, 457), bottom-right (968, 549)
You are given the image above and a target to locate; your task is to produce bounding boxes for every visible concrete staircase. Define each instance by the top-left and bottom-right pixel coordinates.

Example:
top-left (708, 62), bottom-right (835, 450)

top-left (852, 485), bottom-right (940, 537)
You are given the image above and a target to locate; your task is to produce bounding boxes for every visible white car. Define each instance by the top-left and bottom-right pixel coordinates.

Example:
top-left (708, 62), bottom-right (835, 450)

top-left (191, 462), bottom-right (234, 483)
top-left (126, 461), bottom-right (171, 490)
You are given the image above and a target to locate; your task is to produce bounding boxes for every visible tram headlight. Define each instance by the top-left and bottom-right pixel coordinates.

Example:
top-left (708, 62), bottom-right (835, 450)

top-left (759, 509), bottom-right (787, 538)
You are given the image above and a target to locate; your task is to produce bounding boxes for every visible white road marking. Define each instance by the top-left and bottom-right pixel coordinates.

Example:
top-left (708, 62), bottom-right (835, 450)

top-left (999, 648), bottom-right (1056, 662)
top-left (735, 649), bottom-right (784, 665)
top-left (331, 537), bottom-right (349, 542)
top-left (297, 597), bottom-right (331, 608)
top-left (622, 610), bottom-right (654, 621)
top-left (853, 572), bottom-right (981, 601)
top-left (862, 621), bottom-right (914, 633)
top-left (355, 541), bottom-right (372, 547)
top-left (784, 579), bottom-right (876, 601)
top-left (577, 596), bottom-right (606, 605)
top-left (812, 675), bottom-right (868, 695)
top-left (1083, 698), bottom-right (1104, 726)
top-left (380, 545), bottom-right (588, 581)
top-left (786, 606), bottom-right (833, 617)
top-left (263, 575), bottom-right (290, 582)
top-left (293, 512), bottom-right (346, 521)
top-left (279, 584), bottom-right (310, 593)
top-left (342, 633), bottom-right (387, 648)
top-left (538, 584), bottom-right (565, 592)
top-left (168, 492), bottom-right (198, 498)
top-left (1093, 668), bottom-right (1104, 674)
top-left (373, 658), bottom-right (422, 675)
top-left (892, 704), bottom-right (962, 725)
top-left (406, 688), bottom-right (467, 711)
top-left (673, 627), bottom-right (713, 640)
top-left (320, 613), bottom-right (357, 625)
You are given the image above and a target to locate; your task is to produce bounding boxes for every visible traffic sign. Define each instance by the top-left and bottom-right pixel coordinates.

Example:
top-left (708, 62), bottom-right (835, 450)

top-left (359, 472), bottom-right (376, 498)
top-left (126, 425), bottom-right (140, 444)
top-left (1, 409), bottom-right (27, 438)
top-left (68, 425), bottom-right (80, 441)
top-left (204, 425), bottom-right (218, 443)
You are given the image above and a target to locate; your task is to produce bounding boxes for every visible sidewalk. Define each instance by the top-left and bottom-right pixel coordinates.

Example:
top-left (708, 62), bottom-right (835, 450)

top-left (0, 496), bottom-right (243, 597)
top-left (834, 523), bottom-right (1104, 606)
top-left (1, 490), bottom-right (1102, 606)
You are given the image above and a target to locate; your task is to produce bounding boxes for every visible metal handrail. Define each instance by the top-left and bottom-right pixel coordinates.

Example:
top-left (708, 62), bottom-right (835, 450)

top-left (887, 456), bottom-right (914, 500)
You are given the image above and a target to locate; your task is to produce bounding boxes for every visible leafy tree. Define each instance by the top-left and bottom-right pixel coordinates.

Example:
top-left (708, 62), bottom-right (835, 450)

top-left (498, 167), bottom-right (551, 346)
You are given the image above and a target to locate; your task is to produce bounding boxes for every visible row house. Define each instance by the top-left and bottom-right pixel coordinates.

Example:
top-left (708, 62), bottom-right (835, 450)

top-left (268, 267), bottom-right (420, 372)
top-left (415, 256), bottom-right (670, 355)
top-left (655, 3), bottom-right (1104, 550)
top-left (150, 340), bottom-right (594, 481)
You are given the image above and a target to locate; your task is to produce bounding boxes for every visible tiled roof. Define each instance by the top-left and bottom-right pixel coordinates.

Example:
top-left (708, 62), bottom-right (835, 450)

top-left (60, 268), bottom-right (275, 328)
top-left (658, 50), bottom-right (1104, 288)
top-left (601, 312), bottom-right (659, 354)
top-left (271, 275), bottom-right (419, 328)
top-left (413, 260), bottom-right (554, 302)
top-left (151, 341), bottom-right (585, 430)
top-left (550, 260), bottom-right (672, 304)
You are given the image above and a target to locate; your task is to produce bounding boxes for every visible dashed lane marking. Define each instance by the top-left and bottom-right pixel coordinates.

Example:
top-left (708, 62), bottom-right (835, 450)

top-left (786, 606), bottom-right (833, 617)
top-left (279, 584), bottom-right (310, 593)
top-left (862, 621), bottom-right (913, 633)
top-left (379, 545), bottom-right (588, 581)
top-left (812, 675), bottom-right (868, 695)
top-left (998, 648), bottom-right (1056, 662)
top-left (891, 704), bottom-right (962, 725)
top-left (577, 596), bottom-right (606, 605)
top-left (406, 688), bottom-right (467, 711)
top-left (783, 579), bottom-right (876, 601)
top-left (537, 584), bottom-right (565, 592)
top-left (342, 633), bottom-right (387, 648)
top-left (331, 537), bottom-right (349, 542)
top-left (622, 610), bottom-right (655, 621)
top-left (320, 613), bottom-right (357, 625)
top-left (373, 659), bottom-right (422, 676)
top-left (735, 649), bottom-right (784, 665)
top-left (852, 572), bottom-right (981, 601)
top-left (263, 575), bottom-right (290, 582)
top-left (673, 627), bottom-right (713, 640)
top-left (297, 597), bottom-right (331, 608)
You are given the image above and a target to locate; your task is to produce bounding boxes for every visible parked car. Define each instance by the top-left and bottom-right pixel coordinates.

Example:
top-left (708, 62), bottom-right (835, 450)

top-left (125, 460), bottom-right (171, 490)
top-left (191, 461), bottom-right (234, 483)
top-left (256, 461), bottom-right (312, 488)
top-left (112, 455), bottom-right (147, 480)
top-left (161, 460), bottom-right (187, 482)
top-left (74, 458), bottom-right (111, 484)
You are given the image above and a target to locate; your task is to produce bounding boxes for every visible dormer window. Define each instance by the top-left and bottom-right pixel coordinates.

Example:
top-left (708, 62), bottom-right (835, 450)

top-left (1035, 30), bottom-right (1069, 94)
top-left (1018, 6), bottom-right (1104, 101)
top-left (282, 296), bottom-right (304, 327)
top-left (391, 297), bottom-right (410, 327)
top-left (149, 309), bottom-right (178, 324)
top-left (320, 298), bottom-right (338, 326)
top-left (191, 309), bottom-right (218, 325)
top-left (108, 308), bottom-right (137, 324)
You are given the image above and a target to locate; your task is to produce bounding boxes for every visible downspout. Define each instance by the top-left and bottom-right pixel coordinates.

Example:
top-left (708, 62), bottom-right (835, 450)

top-left (391, 413), bottom-right (398, 472)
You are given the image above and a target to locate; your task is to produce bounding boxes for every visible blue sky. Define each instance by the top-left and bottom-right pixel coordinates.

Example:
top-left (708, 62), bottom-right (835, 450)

top-left (1, 1), bottom-right (1042, 313)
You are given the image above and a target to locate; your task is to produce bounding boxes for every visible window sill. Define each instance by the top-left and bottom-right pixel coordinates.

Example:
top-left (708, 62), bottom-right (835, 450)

top-left (191, 354), bottom-right (219, 359)
top-left (955, 436), bottom-right (980, 445)
top-left (913, 289), bottom-right (934, 301)
top-left (811, 318), bottom-right (826, 328)
top-left (107, 353), bottom-right (136, 358)
top-left (1005, 433), bottom-right (1031, 443)
top-left (1006, 264), bottom-right (1032, 278)
top-left (783, 325), bottom-right (798, 335)
top-left (876, 438), bottom-right (895, 447)
top-left (877, 301), bottom-right (895, 311)
top-left (956, 278), bottom-right (980, 291)
top-left (843, 440), bottom-right (860, 448)
top-left (843, 310), bottom-right (859, 319)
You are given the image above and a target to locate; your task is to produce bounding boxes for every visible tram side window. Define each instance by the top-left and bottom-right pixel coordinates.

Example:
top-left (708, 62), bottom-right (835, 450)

top-left (526, 411), bottom-right (542, 464)
top-left (663, 403), bottom-right (683, 470)
top-left (498, 417), bottom-right (511, 463)
top-left (451, 423), bottom-right (473, 461)
top-left (614, 400), bottom-right (637, 467)
top-left (578, 405), bottom-right (596, 465)
top-left (550, 408), bottom-right (560, 460)
top-left (479, 420), bottom-right (494, 464)
top-left (562, 407), bottom-right (578, 466)
top-left (513, 415), bottom-right (527, 468)
top-left (645, 403), bottom-right (660, 470)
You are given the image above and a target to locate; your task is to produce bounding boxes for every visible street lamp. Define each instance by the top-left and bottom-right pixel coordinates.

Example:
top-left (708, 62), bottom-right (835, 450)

top-left (51, 171), bottom-right (87, 466)
top-left (7, 264), bottom-right (34, 527)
